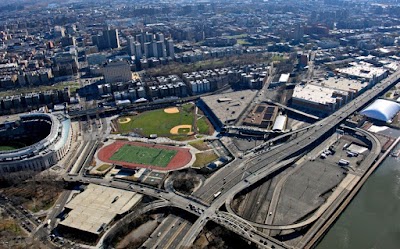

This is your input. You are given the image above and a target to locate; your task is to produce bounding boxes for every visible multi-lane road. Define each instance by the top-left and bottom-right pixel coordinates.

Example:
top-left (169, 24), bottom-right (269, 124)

top-left (177, 69), bottom-right (400, 247)
top-left (56, 69), bottom-right (400, 248)
top-left (195, 69), bottom-right (400, 203)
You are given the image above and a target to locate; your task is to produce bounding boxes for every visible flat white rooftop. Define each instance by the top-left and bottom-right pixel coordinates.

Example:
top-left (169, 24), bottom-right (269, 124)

top-left (279, 73), bottom-right (290, 83)
top-left (60, 184), bottom-right (142, 235)
top-left (337, 62), bottom-right (387, 80)
top-left (308, 77), bottom-right (368, 93)
top-left (292, 84), bottom-right (347, 105)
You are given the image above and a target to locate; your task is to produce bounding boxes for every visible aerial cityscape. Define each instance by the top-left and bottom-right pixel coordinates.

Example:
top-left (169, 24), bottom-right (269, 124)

top-left (0, 0), bottom-right (399, 248)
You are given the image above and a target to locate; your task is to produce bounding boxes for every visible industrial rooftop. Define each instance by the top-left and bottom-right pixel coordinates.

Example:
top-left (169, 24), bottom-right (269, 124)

top-left (308, 76), bottom-right (369, 93)
top-left (337, 62), bottom-right (388, 80)
top-left (292, 84), bottom-right (348, 105)
top-left (200, 89), bottom-right (257, 125)
top-left (59, 184), bottom-right (142, 235)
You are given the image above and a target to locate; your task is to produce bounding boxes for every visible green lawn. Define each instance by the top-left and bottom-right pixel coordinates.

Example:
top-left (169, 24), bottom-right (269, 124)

top-left (97, 164), bottom-right (111, 172)
top-left (222, 34), bottom-right (248, 39)
top-left (110, 144), bottom-right (177, 167)
top-left (118, 103), bottom-right (195, 136)
top-left (189, 140), bottom-right (209, 151)
top-left (237, 39), bottom-right (251, 45)
top-left (197, 117), bottom-right (210, 134)
top-left (192, 151), bottom-right (219, 168)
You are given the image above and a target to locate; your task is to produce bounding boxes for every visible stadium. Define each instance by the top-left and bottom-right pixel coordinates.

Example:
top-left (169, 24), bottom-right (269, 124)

top-left (0, 113), bottom-right (73, 178)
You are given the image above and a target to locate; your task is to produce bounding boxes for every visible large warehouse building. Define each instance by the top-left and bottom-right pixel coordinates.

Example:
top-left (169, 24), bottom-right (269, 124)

top-left (198, 90), bottom-right (257, 129)
top-left (0, 113), bottom-right (73, 178)
top-left (58, 184), bottom-right (142, 241)
top-left (291, 84), bottom-right (349, 113)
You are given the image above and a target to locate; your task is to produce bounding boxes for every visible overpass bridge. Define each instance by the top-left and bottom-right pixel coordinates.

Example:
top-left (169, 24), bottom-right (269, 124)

top-left (65, 176), bottom-right (276, 248)
top-left (264, 99), bottom-right (320, 121)
top-left (223, 125), bottom-right (283, 136)
top-left (66, 69), bottom-right (400, 248)
top-left (195, 69), bottom-right (400, 202)
top-left (223, 127), bottom-right (381, 231)
top-left (179, 69), bottom-right (400, 247)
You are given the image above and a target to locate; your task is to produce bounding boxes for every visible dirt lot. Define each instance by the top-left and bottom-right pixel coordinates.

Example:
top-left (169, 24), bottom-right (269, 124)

top-left (116, 219), bottom-right (159, 249)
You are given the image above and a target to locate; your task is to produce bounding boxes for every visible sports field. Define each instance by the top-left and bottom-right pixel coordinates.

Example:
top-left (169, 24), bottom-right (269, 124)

top-left (0, 146), bottom-right (18, 151)
top-left (116, 103), bottom-right (213, 138)
top-left (117, 103), bottom-right (194, 136)
top-left (110, 144), bottom-right (177, 167)
top-left (0, 142), bottom-right (26, 151)
top-left (97, 141), bottom-right (193, 171)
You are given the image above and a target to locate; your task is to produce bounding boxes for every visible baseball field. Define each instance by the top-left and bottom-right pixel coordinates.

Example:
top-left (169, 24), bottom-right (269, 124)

top-left (115, 103), bottom-right (213, 138)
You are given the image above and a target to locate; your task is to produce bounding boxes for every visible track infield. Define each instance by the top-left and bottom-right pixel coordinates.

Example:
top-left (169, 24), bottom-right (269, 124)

top-left (110, 144), bottom-right (176, 167)
top-left (98, 141), bottom-right (192, 171)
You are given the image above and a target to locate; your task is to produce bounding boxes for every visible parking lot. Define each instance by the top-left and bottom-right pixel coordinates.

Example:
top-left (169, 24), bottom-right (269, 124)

top-left (274, 137), bottom-right (369, 227)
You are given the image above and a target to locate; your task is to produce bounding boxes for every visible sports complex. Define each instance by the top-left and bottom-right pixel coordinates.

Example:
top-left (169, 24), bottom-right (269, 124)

top-left (97, 141), bottom-right (193, 171)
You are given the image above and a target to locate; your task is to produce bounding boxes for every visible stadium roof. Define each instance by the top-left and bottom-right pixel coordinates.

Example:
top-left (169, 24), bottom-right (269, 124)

top-left (360, 99), bottom-right (400, 122)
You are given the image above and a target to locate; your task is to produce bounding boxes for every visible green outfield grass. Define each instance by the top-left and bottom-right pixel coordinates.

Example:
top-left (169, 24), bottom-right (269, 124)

top-left (117, 103), bottom-right (213, 139)
top-left (0, 142), bottom-right (26, 151)
top-left (117, 103), bottom-right (195, 136)
top-left (0, 146), bottom-right (18, 151)
top-left (110, 144), bottom-right (177, 167)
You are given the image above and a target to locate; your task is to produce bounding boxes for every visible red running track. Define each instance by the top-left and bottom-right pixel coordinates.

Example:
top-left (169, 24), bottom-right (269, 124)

top-left (97, 141), bottom-right (192, 171)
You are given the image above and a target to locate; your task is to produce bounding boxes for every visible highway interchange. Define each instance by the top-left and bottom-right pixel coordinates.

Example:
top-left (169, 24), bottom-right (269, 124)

top-left (50, 69), bottom-right (400, 248)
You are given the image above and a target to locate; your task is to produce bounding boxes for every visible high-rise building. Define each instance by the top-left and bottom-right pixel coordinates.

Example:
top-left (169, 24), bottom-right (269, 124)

top-left (128, 36), bottom-right (143, 60)
top-left (61, 35), bottom-right (76, 47)
top-left (136, 33), bottom-right (145, 52)
top-left (166, 39), bottom-right (175, 58)
top-left (104, 28), bottom-right (120, 49)
top-left (144, 42), bottom-right (158, 58)
top-left (92, 28), bottom-right (120, 50)
top-left (127, 36), bottom-right (135, 56)
top-left (134, 42), bottom-right (142, 60)
top-left (156, 32), bottom-right (165, 42)
top-left (156, 41), bottom-right (167, 58)
top-left (146, 32), bottom-right (154, 43)
top-left (151, 42), bottom-right (158, 58)
top-left (135, 34), bottom-right (144, 43)
top-left (144, 42), bottom-right (151, 58)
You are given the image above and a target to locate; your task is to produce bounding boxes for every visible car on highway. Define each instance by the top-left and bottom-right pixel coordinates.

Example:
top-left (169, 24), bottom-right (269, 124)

top-left (213, 191), bottom-right (221, 198)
